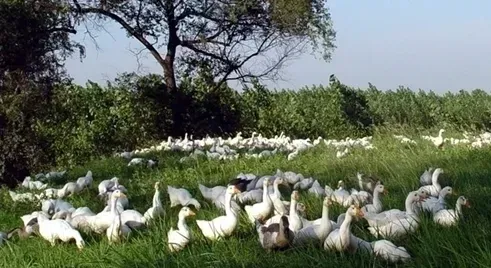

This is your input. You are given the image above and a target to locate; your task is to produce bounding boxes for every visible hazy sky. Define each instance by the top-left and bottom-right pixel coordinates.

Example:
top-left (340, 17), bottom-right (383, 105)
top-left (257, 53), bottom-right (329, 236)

top-left (65, 0), bottom-right (491, 93)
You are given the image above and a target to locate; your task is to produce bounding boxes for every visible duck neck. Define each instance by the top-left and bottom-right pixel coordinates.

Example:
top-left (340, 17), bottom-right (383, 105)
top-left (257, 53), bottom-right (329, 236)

top-left (321, 204), bottom-right (331, 229)
top-left (224, 192), bottom-right (234, 217)
top-left (432, 171), bottom-right (441, 190)
top-left (177, 214), bottom-right (189, 231)
top-left (289, 199), bottom-right (298, 217)
top-left (273, 182), bottom-right (281, 199)
top-left (339, 213), bottom-right (353, 248)
top-left (152, 188), bottom-right (161, 207)
top-left (405, 194), bottom-right (417, 215)
top-left (372, 189), bottom-right (381, 211)
top-left (455, 200), bottom-right (464, 216)
top-left (110, 197), bottom-right (119, 215)
top-left (437, 191), bottom-right (448, 202)
top-left (262, 183), bottom-right (271, 204)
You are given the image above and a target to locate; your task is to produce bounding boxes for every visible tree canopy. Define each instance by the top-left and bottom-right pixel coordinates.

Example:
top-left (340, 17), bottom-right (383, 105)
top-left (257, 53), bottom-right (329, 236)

top-left (0, 0), bottom-right (81, 186)
top-left (70, 0), bottom-right (336, 91)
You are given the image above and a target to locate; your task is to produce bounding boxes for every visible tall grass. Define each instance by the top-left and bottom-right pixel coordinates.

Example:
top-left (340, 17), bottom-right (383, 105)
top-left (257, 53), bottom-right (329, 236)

top-left (0, 132), bottom-right (490, 267)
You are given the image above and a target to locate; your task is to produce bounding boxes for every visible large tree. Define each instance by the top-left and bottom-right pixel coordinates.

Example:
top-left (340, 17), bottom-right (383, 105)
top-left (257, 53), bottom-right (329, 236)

top-left (70, 0), bottom-right (336, 92)
top-left (0, 0), bottom-right (81, 186)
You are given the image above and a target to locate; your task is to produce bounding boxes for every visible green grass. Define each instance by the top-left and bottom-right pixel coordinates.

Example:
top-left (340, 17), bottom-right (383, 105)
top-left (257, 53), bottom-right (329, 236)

top-left (1, 132), bottom-right (491, 268)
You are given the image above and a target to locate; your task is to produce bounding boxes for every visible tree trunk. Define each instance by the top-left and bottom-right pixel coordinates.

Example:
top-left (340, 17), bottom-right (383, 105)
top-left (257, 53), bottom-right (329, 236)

top-left (165, 16), bottom-right (184, 137)
top-left (163, 54), bottom-right (177, 91)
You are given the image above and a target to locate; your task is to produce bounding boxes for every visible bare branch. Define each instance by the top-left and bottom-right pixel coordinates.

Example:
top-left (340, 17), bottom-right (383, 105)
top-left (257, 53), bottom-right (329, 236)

top-left (127, 44), bottom-right (148, 74)
top-left (71, 0), bottom-right (167, 67)
top-left (47, 27), bottom-right (77, 34)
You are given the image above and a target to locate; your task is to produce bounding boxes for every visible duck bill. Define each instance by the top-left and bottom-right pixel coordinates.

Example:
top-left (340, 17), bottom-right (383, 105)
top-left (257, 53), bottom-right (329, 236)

top-left (383, 189), bottom-right (388, 195)
top-left (189, 211), bottom-right (196, 216)
top-left (357, 209), bottom-right (364, 217)
top-left (465, 201), bottom-right (471, 208)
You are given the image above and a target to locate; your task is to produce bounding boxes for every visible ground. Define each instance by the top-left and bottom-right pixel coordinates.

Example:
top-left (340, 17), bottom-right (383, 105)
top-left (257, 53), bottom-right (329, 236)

top-left (0, 132), bottom-right (490, 268)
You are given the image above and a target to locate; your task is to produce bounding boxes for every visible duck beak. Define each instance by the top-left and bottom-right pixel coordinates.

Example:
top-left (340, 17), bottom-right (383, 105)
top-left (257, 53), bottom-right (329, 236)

top-left (357, 209), bottom-right (364, 217)
top-left (189, 210), bottom-right (196, 216)
top-left (383, 189), bottom-right (388, 195)
top-left (465, 201), bottom-right (471, 208)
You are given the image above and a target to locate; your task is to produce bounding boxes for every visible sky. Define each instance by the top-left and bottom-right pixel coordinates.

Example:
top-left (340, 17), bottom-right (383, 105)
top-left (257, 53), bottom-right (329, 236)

top-left (65, 0), bottom-right (491, 93)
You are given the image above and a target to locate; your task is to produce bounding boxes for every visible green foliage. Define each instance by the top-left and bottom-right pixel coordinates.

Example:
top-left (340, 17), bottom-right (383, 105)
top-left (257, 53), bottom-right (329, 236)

top-left (38, 80), bottom-right (161, 167)
top-left (34, 72), bottom-right (491, 169)
top-left (0, 0), bottom-right (79, 186)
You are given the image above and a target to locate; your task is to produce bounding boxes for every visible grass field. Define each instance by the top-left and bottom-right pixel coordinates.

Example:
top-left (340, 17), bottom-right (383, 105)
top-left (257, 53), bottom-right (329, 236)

top-left (1, 132), bottom-right (491, 268)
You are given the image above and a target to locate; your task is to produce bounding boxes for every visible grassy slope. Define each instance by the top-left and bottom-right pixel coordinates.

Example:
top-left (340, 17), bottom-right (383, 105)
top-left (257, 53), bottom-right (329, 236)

top-left (1, 133), bottom-right (491, 268)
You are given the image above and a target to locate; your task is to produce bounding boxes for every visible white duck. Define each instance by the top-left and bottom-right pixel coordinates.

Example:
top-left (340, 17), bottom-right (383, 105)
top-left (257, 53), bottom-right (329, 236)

top-left (364, 190), bottom-right (427, 228)
top-left (418, 168), bottom-right (444, 197)
top-left (419, 167), bottom-right (435, 185)
top-left (33, 213), bottom-right (85, 250)
top-left (143, 182), bottom-right (165, 224)
top-left (371, 239), bottom-right (411, 263)
top-left (98, 177), bottom-right (119, 196)
top-left (168, 185), bottom-right (201, 210)
top-left (168, 206), bottom-right (195, 252)
top-left (366, 190), bottom-right (428, 238)
top-left (357, 172), bottom-right (376, 193)
top-left (433, 128), bottom-right (445, 148)
top-left (361, 183), bottom-right (387, 214)
top-left (41, 199), bottom-right (74, 216)
top-left (266, 191), bottom-right (303, 232)
top-left (245, 178), bottom-right (274, 224)
top-left (308, 180), bottom-right (325, 197)
top-left (293, 197), bottom-right (334, 247)
top-left (57, 181), bottom-right (85, 198)
top-left (128, 158), bottom-right (145, 166)
top-left (330, 180), bottom-right (352, 206)
top-left (354, 237), bottom-right (411, 263)
top-left (269, 177), bottom-right (289, 215)
top-left (72, 190), bottom-right (124, 233)
top-left (433, 196), bottom-right (470, 227)
top-left (76, 171), bottom-right (93, 188)
top-left (196, 185), bottom-right (241, 241)
top-left (236, 188), bottom-right (263, 204)
top-left (107, 191), bottom-right (132, 243)
top-left (323, 205), bottom-right (364, 253)
top-left (198, 184), bottom-right (226, 201)
top-left (293, 177), bottom-right (314, 190)
top-left (22, 176), bottom-right (47, 190)
top-left (418, 186), bottom-right (453, 214)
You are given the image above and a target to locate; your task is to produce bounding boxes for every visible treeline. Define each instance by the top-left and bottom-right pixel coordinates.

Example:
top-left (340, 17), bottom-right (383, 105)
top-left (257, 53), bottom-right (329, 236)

top-left (32, 72), bottom-right (491, 168)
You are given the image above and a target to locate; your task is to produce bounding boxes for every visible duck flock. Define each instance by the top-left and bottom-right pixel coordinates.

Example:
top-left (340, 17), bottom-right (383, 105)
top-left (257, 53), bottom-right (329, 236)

top-left (2, 164), bottom-right (470, 264)
top-left (0, 130), bottom-right (476, 264)
top-left (116, 129), bottom-right (491, 165)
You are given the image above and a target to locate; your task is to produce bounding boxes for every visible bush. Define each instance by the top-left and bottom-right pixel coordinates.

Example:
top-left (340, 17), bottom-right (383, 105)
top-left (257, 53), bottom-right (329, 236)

top-left (9, 67), bottom-right (491, 174)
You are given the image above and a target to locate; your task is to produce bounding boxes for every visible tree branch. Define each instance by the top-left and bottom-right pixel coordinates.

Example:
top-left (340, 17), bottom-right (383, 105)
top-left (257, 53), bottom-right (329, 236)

top-left (71, 0), bottom-right (167, 67)
top-left (47, 27), bottom-right (77, 34)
